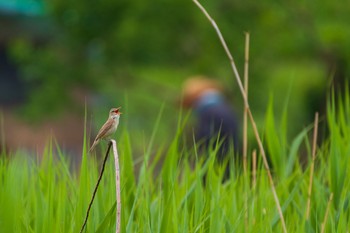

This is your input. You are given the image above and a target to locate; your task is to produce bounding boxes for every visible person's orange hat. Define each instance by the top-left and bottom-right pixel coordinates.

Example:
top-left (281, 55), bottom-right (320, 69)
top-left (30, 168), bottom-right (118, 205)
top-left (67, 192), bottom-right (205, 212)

top-left (182, 76), bottom-right (223, 108)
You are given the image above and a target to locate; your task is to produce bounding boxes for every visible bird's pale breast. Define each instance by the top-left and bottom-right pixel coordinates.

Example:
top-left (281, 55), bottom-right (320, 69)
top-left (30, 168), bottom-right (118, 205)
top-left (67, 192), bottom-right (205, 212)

top-left (106, 117), bottom-right (119, 137)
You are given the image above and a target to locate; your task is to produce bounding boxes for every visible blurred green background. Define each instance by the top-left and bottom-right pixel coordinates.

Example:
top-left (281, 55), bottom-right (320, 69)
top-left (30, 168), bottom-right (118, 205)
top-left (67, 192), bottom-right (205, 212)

top-left (0, 0), bottom-right (349, 154)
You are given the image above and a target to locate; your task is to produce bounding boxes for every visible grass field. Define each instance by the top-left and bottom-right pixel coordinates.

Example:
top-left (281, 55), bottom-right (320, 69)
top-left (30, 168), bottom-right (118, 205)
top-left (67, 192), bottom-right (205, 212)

top-left (0, 90), bottom-right (349, 233)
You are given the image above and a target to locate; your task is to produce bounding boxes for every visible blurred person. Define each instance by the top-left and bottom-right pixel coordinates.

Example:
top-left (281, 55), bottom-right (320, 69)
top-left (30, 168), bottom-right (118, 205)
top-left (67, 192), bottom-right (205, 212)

top-left (182, 76), bottom-right (240, 180)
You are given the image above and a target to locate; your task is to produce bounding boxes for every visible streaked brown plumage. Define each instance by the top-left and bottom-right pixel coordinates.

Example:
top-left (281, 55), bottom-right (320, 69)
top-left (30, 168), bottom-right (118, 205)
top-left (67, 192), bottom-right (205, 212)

top-left (89, 107), bottom-right (122, 152)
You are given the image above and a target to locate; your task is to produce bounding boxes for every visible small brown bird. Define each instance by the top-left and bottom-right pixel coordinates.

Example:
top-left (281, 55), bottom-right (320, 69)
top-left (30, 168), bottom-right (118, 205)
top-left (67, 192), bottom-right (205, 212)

top-left (89, 107), bottom-right (122, 152)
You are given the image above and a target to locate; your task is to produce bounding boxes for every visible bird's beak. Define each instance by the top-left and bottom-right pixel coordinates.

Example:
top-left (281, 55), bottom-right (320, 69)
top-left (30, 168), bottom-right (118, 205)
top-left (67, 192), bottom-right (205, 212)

top-left (115, 107), bottom-right (122, 114)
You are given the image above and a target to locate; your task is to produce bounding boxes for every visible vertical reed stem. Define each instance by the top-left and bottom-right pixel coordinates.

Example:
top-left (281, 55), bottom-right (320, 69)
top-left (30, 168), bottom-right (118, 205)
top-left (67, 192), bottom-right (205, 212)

top-left (80, 140), bottom-right (121, 233)
top-left (252, 149), bottom-right (257, 189)
top-left (111, 140), bottom-right (121, 233)
top-left (243, 32), bottom-right (250, 232)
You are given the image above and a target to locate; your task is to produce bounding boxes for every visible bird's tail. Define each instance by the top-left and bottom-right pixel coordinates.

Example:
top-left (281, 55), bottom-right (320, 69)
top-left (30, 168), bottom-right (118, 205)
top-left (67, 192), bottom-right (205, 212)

top-left (89, 139), bottom-right (99, 153)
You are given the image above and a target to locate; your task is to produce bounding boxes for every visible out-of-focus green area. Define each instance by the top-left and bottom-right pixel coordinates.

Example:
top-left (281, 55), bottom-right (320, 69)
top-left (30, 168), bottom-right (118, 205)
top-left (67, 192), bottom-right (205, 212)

top-left (1, 0), bottom-right (349, 151)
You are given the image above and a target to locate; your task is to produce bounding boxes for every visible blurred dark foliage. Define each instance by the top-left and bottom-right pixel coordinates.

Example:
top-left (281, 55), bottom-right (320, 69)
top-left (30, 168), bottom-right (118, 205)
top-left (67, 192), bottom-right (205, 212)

top-left (5, 0), bottom-right (350, 123)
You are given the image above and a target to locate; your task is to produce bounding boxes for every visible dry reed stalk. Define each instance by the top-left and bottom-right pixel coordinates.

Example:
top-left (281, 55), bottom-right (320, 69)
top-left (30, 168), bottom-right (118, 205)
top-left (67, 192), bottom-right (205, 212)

top-left (192, 1), bottom-right (287, 232)
top-left (111, 139), bottom-right (121, 233)
top-left (306, 112), bottom-right (319, 220)
top-left (252, 149), bottom-right (257, 189)
top-left (321, 193), bottom-right (333, 233)
top-left (80, 140), bottom-right (121, 233)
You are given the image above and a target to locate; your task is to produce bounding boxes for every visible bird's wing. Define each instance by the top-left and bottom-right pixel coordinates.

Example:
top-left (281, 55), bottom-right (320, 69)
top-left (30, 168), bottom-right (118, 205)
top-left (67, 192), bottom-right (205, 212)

top-left (89, 139), bottom-right (99, 152)
top-left (94, 118), bottom-right (114, 141)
